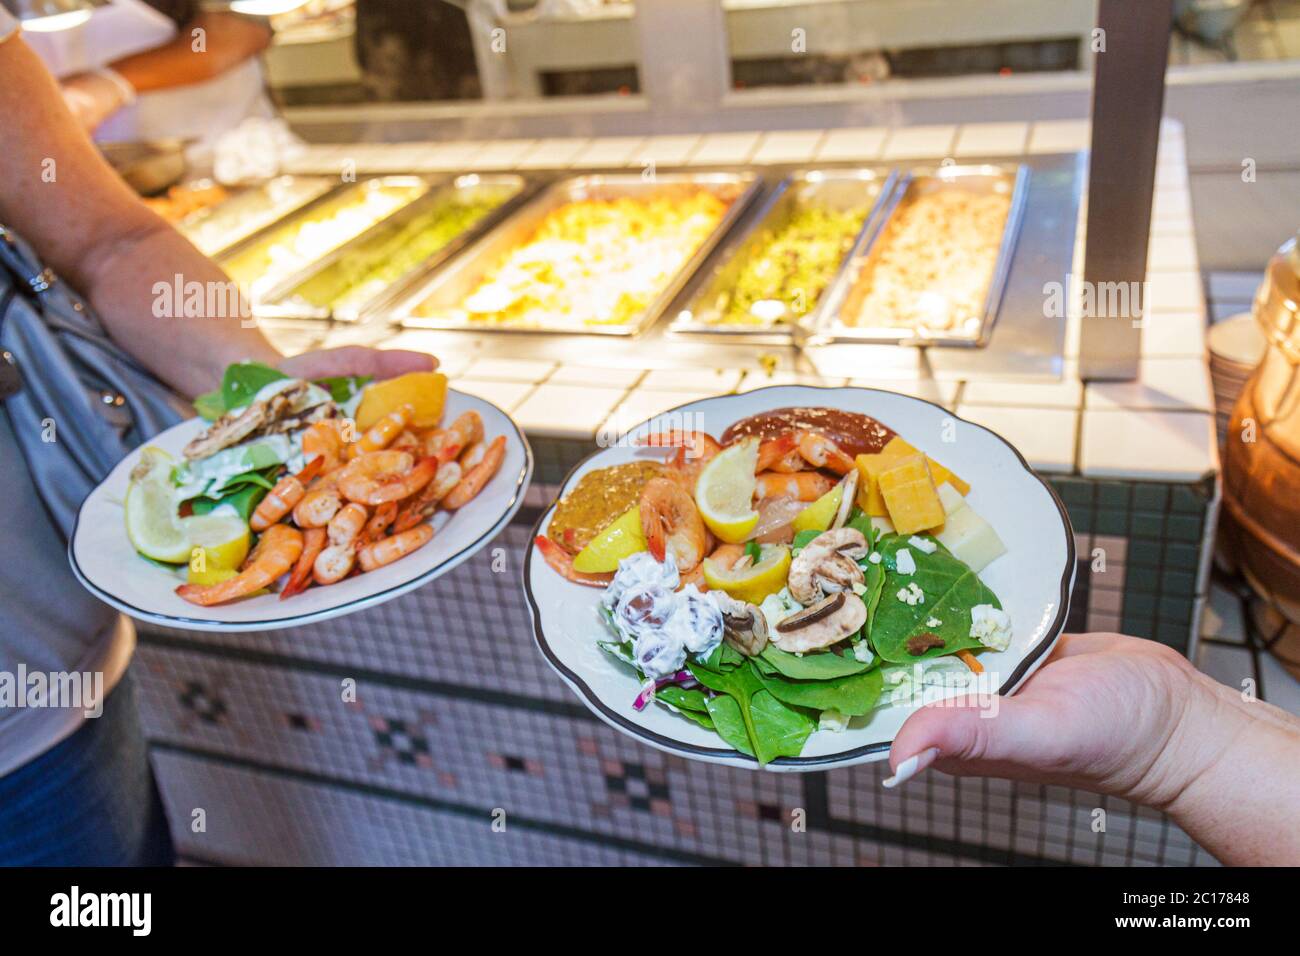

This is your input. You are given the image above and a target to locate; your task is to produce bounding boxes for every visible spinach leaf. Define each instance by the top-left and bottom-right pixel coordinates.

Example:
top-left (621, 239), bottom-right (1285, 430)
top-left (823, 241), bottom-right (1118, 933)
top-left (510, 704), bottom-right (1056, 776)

top-left (597, 639), bottom-right (637, 669)
top-left (846, 508), bottom-right (876, 544)
top-left (688, 659), bottom-right (764, 755)
top-left (748, 690), bottom-right (816, 761)
top-left (656, 685), bottom-right (710, 714)
top-left (792, 529), bottom-right (822, 550)
top-left (870, 534), bottom-right (1000, 664)
top-left (758, 642), bottom-right (872, 680)
top-left (193, 362), bottom-right (287, 421)
top-left (703, 694), bottom-right (754, 756)
top-left (699, 642), bottom-right (744, 671)
top-left (315, 374), bottom-right (372, 405)
top-left (744, 540), bottom-right (762, 563)
top-left (188, 483), bottom-right (267, 522)
top-left (755, 666), bottom-right (884, 716)
top-left (863, 559), bottom-right (886, 636)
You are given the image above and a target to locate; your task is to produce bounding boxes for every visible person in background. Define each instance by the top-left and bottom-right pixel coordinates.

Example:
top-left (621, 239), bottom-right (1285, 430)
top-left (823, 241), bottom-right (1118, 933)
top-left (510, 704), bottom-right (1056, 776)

top-left (353, 0), bottom-right (480, 101)
top-left (0, 14), bottom-right (433, 865)
top-left (17, 0), bottom-right (275, 143)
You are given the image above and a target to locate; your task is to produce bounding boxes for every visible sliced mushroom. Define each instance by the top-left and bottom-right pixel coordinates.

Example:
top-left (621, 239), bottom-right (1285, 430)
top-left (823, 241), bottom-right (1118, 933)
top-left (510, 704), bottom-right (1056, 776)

top-left (711, 591), bottom-right (769, 657)
top-left (771, 591), bottom-right (867, 654)
top-left (787, 527), bottom-right (868, 604)
top-left (830, 469), bottom-right (859, 530)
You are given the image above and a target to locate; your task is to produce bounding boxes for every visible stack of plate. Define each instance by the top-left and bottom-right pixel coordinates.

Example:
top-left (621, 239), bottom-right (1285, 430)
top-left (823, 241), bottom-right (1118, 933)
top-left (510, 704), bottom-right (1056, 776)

top-left (1208, 312), bottom-right (1267, 447)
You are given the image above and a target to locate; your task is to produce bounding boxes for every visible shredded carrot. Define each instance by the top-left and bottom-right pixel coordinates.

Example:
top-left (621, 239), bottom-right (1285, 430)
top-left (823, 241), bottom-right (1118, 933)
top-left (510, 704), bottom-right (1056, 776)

top-left (957, 649), bottom-right (984, 674)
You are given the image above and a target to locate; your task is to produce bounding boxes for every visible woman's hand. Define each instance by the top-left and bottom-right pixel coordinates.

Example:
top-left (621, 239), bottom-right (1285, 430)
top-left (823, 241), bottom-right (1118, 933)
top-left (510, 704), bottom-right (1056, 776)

top-left (888, 632), bottom-right (1300, 865)
top-left (279, 345), bottom-right (437, 382)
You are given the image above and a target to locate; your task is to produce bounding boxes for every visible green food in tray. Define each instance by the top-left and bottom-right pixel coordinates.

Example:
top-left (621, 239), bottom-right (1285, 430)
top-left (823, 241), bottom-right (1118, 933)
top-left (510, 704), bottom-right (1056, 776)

top-left (287, 193), bottom-right (507, 311)
top-left (712, 204), bottom-right (867, 326)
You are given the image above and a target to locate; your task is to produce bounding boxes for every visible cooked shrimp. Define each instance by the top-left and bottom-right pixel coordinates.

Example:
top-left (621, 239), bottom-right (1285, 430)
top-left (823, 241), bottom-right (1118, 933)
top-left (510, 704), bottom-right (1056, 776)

top-left (337, 451), bottom-right (437, 506)
top-left (425, 410), bottom-right (483, 462)
top-left (328, 501), bottom-right (369, 547)
top-left (281, 527), bottom-right (326, 600)
top-left (755, 433), bottom-right (798, 472)
top-left (302, 419), bottom-right (347, 472)
top-left (459, 440), bottom-right (485, 470)
top-left (637, 430), bottom-right (721, 465)
top-left (361, 501), bottom-right (398, 544)
top-left (681, 542), bottom-right (746, 590)
top-left (249, 456), bottom-right (323, 532)
top-left (796, 431), bottom-right (857, 475)
top-left (390, 429), bottom-right (421, 454)
top-left (313, 544), bottom-right (356, 585)
top-left (348, 404), bottom-right (414, 458)
top-left (176, 524), bottom-right (303, 606)
top-left (755, 471), bottom-right (835, 502)
top-left (443, 435), bottom-right (505, 509)
top-left (358, 523), bottom-right (434, 572)
top-left (391, 460), bottom-right (461, 534)
top-left (293, 468), bottom-right (343, 528)
top-left (639, 476), bottom-right (707, 573)
top-left (535, 535), bottom-right (613, 587)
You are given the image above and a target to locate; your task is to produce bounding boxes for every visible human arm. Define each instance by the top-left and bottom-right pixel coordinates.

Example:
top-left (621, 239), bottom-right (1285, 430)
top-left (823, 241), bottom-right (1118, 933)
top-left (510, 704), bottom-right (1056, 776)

top-left (888, 631), bottom-right (1300, 865)
top-left (61, 12), bottom-right (272, 130)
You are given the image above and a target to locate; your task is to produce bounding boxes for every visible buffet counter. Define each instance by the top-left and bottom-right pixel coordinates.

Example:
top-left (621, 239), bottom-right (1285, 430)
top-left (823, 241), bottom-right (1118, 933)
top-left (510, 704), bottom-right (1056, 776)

top-left (132, 119), bottom-right (1221, 866)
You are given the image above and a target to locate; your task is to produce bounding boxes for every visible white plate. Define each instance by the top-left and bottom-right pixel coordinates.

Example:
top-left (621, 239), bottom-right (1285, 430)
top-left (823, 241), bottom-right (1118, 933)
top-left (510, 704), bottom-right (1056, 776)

top-left (525, 385), bottom-right (1074, 772)
top-left (70, 389), bottom-right (532, 632)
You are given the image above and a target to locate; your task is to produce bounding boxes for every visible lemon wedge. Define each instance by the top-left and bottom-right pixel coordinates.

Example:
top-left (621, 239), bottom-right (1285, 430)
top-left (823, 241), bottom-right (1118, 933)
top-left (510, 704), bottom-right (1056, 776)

top-left (702, 544), bottom-right (791, 605)
top-left (694, 438), bottom-right (759, 544)
top-left (183, 512), bottom-right (251, 575)
top-left (572, 506), bottom-right (647, 573)
top-left (124, 447), bottom-right (192, 563)
top-left (791, 482), bottom-right (844, 535)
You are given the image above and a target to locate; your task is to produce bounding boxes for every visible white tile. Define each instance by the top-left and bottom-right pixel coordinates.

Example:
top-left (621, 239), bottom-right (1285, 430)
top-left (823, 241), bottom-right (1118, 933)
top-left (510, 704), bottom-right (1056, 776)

top-left (511, 383), bottom-right (628, 440)
top-left (1145, 269), bottom-right (1205, 314)
top-left (953, 122), bottom-right (1030, 158)
top-left (639, 367), bottom-right (743, 394)
top-left (954, 405), bottom-right (1078, 473)
top-left (1028, 119), bottom-right (1091, 154)
top-left (751, 129), bottom-right (827, 165)
top-left (1201, 583), bottom-right (1246, 645)
top-left (517, 138), bottom-right (591, 169)
top-left (1079, 409), bottom-right (1216, 481)
top-left (420, 141), bottom-right (489, 169)
top-left (848, 378), bottom-right (961, 409)
top-left (548, 365), bottom-right (645, 389)
top-left (462, 357), bottom-right (557, 383)
top-left (604, 389), bottom-right (719, 436)
top-left (686, 132), bottom-right (762, 165)
top-left (815, 127), bottom-right (889, 162)
top-left (575, 136), bottom-right (648, 168)
top-left (451, 378), bottom-right (535, 413)
top-left (737, 371), bottom-right (847, 393)
top-left (1147, 232), bottom-right (1199, 272)
top-left (1141, 312), bottom-right (1207, 358)
top-left (1085, 357), bottom-right (1213, 412)
top-left (637, 134), bottom-right (703, 167)
top-left (959, 364), bottom-right (1083, 409)
top-left (881, 125), bottom-right (957, 161)
top-left (468, 139), bottom-right (538, 169)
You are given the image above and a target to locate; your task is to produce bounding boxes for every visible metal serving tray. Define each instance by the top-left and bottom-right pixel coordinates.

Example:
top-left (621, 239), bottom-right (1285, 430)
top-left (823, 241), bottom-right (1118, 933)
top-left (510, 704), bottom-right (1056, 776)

top-left (387, 171), bottom-right (762, 337)
top-left (669, 167), bottom-right (896, 344)
top-left (177, 175), bottom-right (339, 258)
top-left (219, 175), bottom-right (435, 304)
top-left (801, 163), bottom-right (1030, 348)
top-left (258, 174), bottom-right (533, 323)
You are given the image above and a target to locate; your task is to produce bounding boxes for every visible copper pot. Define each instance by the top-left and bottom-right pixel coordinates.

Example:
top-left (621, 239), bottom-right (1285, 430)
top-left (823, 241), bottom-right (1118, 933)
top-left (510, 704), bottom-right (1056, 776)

top-left (1221, 232), bottom-right (1300, 625)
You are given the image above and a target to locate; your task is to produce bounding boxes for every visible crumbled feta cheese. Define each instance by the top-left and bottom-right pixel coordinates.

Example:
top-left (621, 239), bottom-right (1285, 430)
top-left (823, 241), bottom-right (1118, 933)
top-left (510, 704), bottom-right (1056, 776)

top-left (819, 709), bottom-right (850, 733)
top-left (895, 548), bottom-right (916, 575)
top-left (851, 641), bottom-right (874, 664)
top-left (925, 617), bottom-right (942, 628)
top-left (970, 604), bottom-right (1013, 651)
top-left (851, 581), bottom-right (867, 596)
top-left (868, 551), bottom-right (882, 565)
top-left (909, 535), bottom-right (938, 554)
top-left (895, 582), bottom-right (926, 606)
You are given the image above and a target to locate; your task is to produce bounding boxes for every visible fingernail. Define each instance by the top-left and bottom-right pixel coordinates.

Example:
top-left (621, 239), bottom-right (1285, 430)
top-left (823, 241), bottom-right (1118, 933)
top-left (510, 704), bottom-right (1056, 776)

top-left (882, 747), bottom-right (940, 789)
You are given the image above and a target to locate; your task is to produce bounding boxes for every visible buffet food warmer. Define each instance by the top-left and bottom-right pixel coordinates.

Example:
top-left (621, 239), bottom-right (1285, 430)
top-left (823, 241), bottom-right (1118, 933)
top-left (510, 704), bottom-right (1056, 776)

top-left (186, 152), bottom-right (1082, 382)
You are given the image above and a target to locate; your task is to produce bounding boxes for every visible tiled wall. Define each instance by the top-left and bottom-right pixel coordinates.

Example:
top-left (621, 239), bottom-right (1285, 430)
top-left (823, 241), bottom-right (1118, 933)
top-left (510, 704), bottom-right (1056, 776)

top-left (134, 462), bottom-right (1218, 866)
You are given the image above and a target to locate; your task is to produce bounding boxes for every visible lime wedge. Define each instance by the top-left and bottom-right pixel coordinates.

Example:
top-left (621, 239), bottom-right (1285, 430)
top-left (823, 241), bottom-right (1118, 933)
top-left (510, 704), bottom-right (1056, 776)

top-left (792, 483), bottom-right (844, 534)
top-left (124, 447), bottom-right (191, 563)
top-left (572, 506), bottom-right (647, 573)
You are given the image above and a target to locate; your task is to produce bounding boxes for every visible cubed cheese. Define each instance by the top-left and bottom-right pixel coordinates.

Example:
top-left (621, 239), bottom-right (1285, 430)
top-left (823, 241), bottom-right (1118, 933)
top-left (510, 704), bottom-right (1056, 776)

top-left (877, 454), bottom-right (946, 535)
top-left (935, 501), bottom-right (1007, 572)
top-left (855, 437), bottom-right (970, 516)
top-left (936, 482), bottom-right (966, 517)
